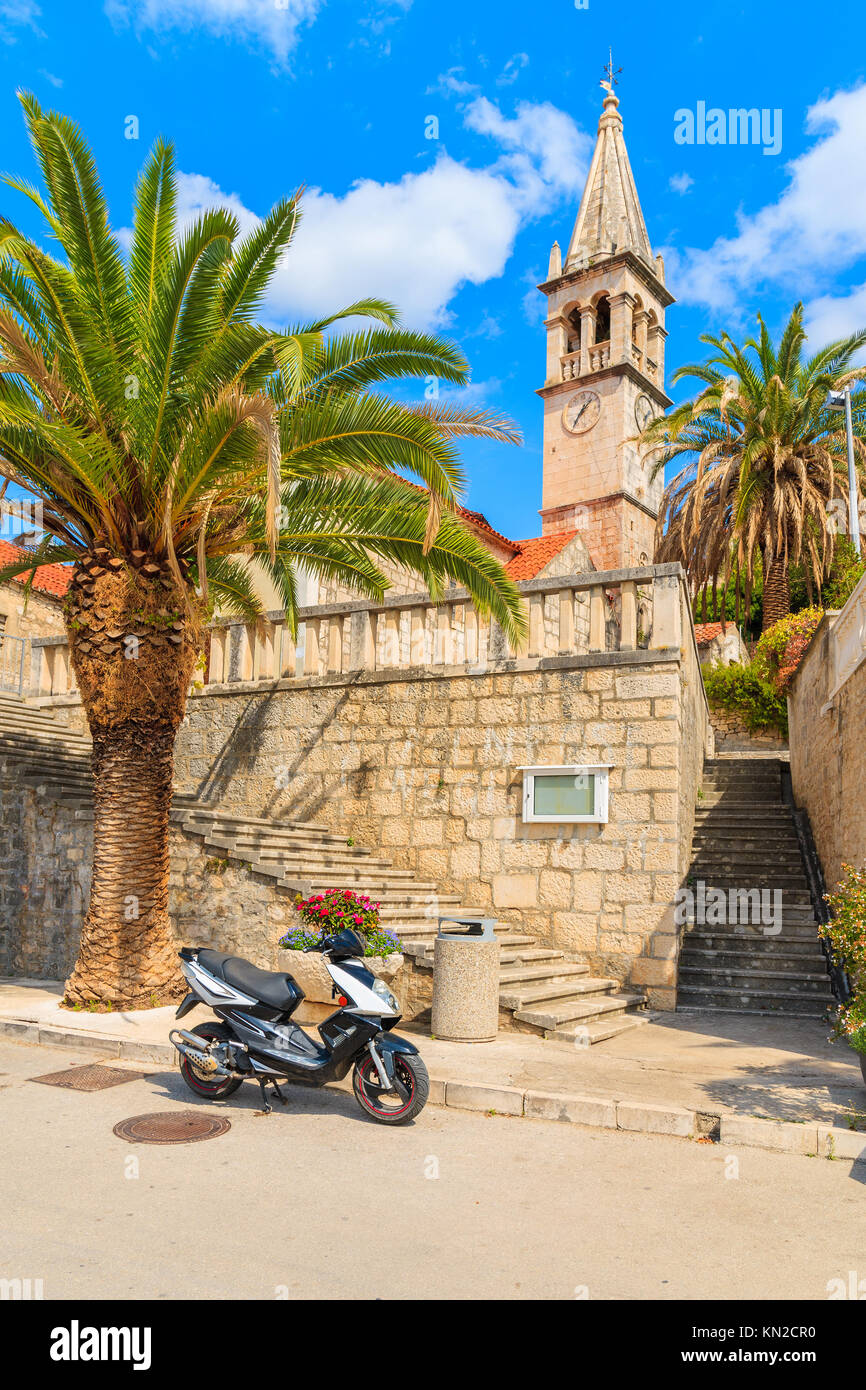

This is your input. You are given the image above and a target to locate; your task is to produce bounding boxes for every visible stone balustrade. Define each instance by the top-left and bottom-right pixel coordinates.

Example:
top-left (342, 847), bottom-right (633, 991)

top-left (30, 634), bottom-right (78, 698)
top-left (561, 350), bottom-right (580, 381)
top-left (588, 340), bottom-right (611, 372)
top-left (559, 339), bottom-right (615, 382)
top-left (25, 566), bottom-right (692, 698)
top-left (205, 565), bottom-right (686, 689)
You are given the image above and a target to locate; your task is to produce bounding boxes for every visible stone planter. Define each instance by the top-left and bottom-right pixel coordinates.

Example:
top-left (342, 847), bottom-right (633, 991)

top-left (276, 948), bottom-right (404, 1024)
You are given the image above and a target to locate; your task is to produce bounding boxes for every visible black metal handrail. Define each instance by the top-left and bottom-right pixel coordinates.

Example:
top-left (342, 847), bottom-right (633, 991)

top-left (786, 787), bottom-right (851, 1006)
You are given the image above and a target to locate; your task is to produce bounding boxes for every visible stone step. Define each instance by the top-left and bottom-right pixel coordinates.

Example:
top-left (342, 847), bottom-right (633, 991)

top-left (516, 989), bottom-right (645, 1030)
top-left (0, 744), bottom-right (89, 768)
top-left (691, 834), bottom-right (800, 849)
top-left (499, 961), bottom-right (589, 985)
top-left (221, 825), bottom-right (375, 847)
top-left (678, 965), bottom-right (832, 992)
top-left (498, 947), bottom-right (562, 965)
top-left (548, 1012), bottom-right (651, 1045)
top-left (178, 807), bottom-right (333, 835)
top-left (699, 781), bottom-right (782, 794)
top-left (691, 839), bottom-right (802, 855)
top-left (676, 984), bottom-right (832, 1018)
top-left (683, 875), bottom-right (810, 889)
top-left (0, 722), bottom-right (90, 746)
top-left (681, 952), bottom-right (827, 977)
top-left (689, 859), bottom-right (806, 875)
top-left (682, 932), bottom-right (824, 954)
top-left (20, 773), bottom-right (91, 794)
top-left (681, 916), bottom-right (820, 932)
top-left (230, 839), bottom-right (387, 865)
top-left (255, 851), bottom-right (416, 877)
top-left (500, 977), bottom-right (605, 1009)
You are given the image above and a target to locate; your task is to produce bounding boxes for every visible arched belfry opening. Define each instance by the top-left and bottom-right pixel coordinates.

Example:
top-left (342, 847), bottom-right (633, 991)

top-left (594, 294), bottom-right (611, 345)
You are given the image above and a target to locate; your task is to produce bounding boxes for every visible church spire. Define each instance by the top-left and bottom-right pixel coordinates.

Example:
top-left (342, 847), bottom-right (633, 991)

top-left (565, 77), bottom-right (653, 271)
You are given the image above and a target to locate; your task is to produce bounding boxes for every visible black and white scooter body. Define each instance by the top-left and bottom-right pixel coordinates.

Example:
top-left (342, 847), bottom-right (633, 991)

top-left (169, 930), bottom-right (429, 1125)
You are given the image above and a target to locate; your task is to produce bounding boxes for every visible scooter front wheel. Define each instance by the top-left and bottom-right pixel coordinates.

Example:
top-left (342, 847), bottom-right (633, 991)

top-left (352, 1051), bottom-right (429, 1125)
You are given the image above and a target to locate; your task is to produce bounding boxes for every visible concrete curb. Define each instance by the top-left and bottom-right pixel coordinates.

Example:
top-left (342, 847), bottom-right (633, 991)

top-left (3, 1017), bottom-right (864, 1164)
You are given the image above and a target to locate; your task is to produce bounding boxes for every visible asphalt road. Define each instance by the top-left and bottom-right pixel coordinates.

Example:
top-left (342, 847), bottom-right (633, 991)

top-left (1, 1038), bottom-right (864, 1301)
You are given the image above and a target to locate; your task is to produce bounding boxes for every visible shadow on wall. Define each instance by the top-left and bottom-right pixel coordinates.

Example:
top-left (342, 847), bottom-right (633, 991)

top-left (185, 684), bottom-right (366, 825)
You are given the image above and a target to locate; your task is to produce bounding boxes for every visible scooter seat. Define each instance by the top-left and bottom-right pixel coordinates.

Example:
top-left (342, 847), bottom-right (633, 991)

top-left (197, 949), bottom-right (299, 1010)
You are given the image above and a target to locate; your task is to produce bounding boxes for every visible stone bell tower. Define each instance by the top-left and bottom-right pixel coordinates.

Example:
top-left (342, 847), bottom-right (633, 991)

top-left (537, 74), bottom-right (674, 571)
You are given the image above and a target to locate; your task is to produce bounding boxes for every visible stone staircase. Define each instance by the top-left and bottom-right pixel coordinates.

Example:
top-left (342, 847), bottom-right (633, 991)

top-left (678, 756), bottom-right (835, 1018)
top-left (0, 693), bottom-right (93, 807)
top-left (0, 693), bottom-right (648, 1044)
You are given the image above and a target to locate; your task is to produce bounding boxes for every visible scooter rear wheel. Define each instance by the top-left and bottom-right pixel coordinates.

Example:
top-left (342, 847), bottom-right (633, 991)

top-left (179, 1022), bottom-right (243, 1101)
top-left (352, 1052), bottom-right (429, 1125)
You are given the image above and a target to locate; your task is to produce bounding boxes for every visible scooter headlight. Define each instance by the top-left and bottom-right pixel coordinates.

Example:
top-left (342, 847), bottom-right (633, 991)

top-left (371, 978), bottom-right (400, 1013)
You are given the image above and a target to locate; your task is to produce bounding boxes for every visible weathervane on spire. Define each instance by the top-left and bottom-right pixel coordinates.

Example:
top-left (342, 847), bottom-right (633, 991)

top-left (600, 48), bottom-right (622, 95)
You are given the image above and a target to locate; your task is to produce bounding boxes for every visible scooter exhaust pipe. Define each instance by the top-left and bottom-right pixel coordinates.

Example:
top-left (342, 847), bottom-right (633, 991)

top-left (169, 1028), bottom-right (231, 1076)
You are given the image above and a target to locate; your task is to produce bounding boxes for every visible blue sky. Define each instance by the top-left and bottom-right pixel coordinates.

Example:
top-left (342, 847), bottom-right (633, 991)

top-left (2, 0), bottom-right (865, 541)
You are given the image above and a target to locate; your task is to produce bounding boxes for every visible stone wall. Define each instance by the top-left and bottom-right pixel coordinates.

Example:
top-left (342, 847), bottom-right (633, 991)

top-left (788, 616), bottom-right (866, 893)
top-left (0, 781), bottom-right (428, 1018)
top-left (0, 583), bottom-right (65, 642)
top-left (708, 706), bottom-right (787, 754)
top-left (0, 776), bottom-right (91, 980)
top-left (0, 771), bottom-right (295, 982)
top-left (172, 643), bottom-right (710, 1008)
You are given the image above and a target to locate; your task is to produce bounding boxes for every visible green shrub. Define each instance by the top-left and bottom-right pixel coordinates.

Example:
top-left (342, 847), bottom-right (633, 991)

top-left (703, 661), bottom-right (788, 735)
top-left (702, 609), bottom-right (825, 735)
top-left (820, 864), bottom-right (866, 1055)
top-left (753, 607), bottom-right (823, 688)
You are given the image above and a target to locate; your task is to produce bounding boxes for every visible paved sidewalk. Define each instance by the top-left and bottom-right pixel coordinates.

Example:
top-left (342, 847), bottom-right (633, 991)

top-left (2, 977), bottom-right (865, 1160)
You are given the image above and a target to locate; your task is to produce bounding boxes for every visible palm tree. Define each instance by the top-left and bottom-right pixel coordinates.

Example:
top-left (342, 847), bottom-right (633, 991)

top-left (0, 96), bottom-right (526, 1008)
top-left (639, 304), bottom-right (866, 630)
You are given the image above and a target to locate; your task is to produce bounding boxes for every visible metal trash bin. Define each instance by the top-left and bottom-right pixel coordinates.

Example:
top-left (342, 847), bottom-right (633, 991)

top-left (431, 916), bottom-right (499, 1043)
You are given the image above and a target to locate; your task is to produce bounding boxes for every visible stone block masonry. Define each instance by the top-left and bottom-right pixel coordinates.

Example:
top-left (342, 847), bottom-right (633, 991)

top-left (173, 641), bottom-right (710, 1008)
top-left (788, 592), bottom-right (866, 894)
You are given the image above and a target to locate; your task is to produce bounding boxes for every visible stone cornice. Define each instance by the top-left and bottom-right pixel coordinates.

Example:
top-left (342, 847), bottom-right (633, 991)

top-left (536, 359), bottom-right (673, 411)
top-left (538, 249), bottom-right (675, 309)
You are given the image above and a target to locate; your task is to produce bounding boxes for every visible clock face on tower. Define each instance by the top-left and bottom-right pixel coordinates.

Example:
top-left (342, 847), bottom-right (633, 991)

top-left (634, 393), bottom-right (655, 432)
top-left (562, 390), bottom-right (601, 435)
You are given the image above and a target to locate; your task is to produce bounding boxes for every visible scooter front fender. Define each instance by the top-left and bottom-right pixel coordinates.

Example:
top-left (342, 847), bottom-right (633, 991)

top-left (376, 1032), bottom-right (419, 1057)
top-left (373, 1031), bottom-right (419, 1084)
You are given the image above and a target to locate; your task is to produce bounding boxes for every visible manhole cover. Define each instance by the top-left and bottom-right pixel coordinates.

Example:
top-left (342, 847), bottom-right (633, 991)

top-left (113, 1111), bottom-right (231, 1144)
top-left (30, 1064), bottom-right (149, 1092)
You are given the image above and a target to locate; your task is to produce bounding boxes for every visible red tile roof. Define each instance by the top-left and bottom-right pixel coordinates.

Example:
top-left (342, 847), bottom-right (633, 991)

top-left (693, 621), bottom-right (726, 647)
top-left (456, 506), bottom-right (521, 556)
top-left (505, 531), bottom-right (578, 581)
top-left (0, 541), bottom-right (72, 599)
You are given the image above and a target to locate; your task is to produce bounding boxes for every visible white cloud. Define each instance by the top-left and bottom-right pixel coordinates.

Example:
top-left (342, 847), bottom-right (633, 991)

top-left (427, 67), bottom-right (479, 98)
top-left (104, 0), bottom-right (321, 64)
top-left (669, 172), bottom-right (693, 195)
top-left (673, 83), bottom-right (866, 311)
top-left (172, 97), bottom-right (590, 330)
top-left (174, 171), bottom-right (260, 238)
top-left (0, 0), bottom-right (41, 42)
top-left (804, 282), bottom-right (866, 354)
top-left (38, 67), bottom-right (62, 87)
top-left (463, 97), bottom-right (590, 208)
top-left (497, 52), bottom-right (529, 87)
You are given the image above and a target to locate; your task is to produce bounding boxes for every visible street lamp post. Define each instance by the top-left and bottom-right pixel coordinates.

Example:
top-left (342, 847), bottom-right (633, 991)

top-left (829, 384), bottom-right (861, 556)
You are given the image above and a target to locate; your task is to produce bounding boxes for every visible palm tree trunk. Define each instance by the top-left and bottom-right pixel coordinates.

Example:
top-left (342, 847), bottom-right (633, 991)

top-left (63, 555), bottom-right (201, 1008)
top-left (64, 720), bottom-right (182, 1006)
top-left (762, 550), bottom-right (791, 632)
